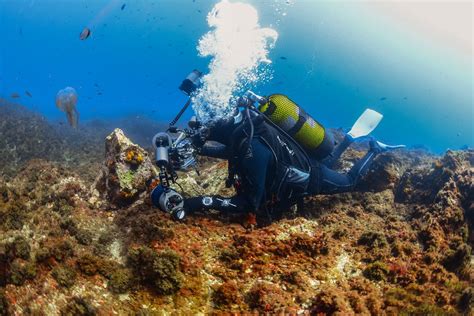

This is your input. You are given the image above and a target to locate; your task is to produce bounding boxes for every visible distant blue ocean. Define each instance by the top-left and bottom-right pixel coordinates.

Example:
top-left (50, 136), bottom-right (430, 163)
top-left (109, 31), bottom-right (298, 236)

top-left (0, 0), bottom-right (472, 153)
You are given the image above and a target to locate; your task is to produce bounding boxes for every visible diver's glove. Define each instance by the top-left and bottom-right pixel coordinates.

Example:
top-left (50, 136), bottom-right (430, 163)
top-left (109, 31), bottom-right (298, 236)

top-left (151, 185), bottom-right (186, 220)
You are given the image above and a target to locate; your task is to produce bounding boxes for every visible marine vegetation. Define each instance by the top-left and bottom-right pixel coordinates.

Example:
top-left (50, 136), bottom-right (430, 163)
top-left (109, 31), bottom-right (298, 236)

top-left (0, 105), bottom-right (472, 314)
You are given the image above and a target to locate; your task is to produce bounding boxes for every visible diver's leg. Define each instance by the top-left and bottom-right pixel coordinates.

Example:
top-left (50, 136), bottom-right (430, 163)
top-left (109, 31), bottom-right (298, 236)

top-left (317, 140), bottom-right (404, 194)
top-left (321, 135), bottom-right (352, 168)
top-left (346, 148), bottom-right (377, 184)
top-left (318, 147), bottom-right (377, 194)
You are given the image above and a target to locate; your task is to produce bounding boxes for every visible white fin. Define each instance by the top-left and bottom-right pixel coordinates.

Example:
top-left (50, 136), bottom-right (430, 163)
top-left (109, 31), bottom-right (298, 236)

top-left (348, 108), bottom-right (383, 139)
top-left (376, 141), bottom-right (406, 150)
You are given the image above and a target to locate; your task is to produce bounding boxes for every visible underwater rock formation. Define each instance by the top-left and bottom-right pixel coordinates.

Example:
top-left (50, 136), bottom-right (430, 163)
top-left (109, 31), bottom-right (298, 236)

top-left (0, 121), bottom-right (472, 314)
top-left (92, 128), bottom-right (158, 208)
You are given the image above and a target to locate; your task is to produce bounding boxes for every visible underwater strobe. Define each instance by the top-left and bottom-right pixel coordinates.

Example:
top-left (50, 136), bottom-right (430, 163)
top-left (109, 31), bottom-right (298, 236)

top-left (151, 132), bottom-right (186, 220)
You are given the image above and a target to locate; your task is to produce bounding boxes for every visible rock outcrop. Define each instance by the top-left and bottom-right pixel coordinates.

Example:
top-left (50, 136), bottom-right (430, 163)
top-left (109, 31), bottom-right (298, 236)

top-left (93, 128), bottom-right (158, 208)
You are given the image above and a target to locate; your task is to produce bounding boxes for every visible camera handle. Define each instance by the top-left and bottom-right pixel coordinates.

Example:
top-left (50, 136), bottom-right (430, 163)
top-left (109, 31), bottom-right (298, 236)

top-left (169, 97), bottom-right (191, 127)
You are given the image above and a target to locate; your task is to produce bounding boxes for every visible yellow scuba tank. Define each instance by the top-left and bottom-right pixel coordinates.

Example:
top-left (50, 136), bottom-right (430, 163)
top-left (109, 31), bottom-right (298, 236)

top-left (258, 94), bottom-right (334, 160)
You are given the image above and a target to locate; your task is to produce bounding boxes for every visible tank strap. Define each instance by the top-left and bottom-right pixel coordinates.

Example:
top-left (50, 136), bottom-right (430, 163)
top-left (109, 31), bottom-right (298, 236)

top-left (287, 113), bottom-right (307, 136)
top-left (261, 100), bottom-right (277, 116)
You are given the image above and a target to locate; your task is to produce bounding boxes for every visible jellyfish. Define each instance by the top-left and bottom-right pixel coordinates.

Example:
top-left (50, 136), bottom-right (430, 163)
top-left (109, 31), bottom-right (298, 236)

top-left (55, 87), bottom-right (79, 128)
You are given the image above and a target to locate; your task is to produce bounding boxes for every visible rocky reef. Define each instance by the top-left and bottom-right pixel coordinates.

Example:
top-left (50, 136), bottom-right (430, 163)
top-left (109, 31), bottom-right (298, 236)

top-left (0, 102), bottom-right (472, 314)
top-left (92, 129), bottom-right (158, 208)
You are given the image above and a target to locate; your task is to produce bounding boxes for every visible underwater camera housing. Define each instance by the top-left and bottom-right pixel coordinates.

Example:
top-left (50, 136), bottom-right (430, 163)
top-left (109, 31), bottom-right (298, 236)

top-left (151, 124), bottom-right (205, 220)
top-left (150, 69), bottom-right (208, 220)
top-left (151, 129), bottom-right (198, 182)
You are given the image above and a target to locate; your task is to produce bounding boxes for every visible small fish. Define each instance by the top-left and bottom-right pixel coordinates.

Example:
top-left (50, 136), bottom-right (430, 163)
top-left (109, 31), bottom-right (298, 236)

top-left (11, 93), bottom-right (20, 98)
top-left (79, 27), bottom-right (91, 40)
top-left (121, 3), bottom-right (126, 10)
top-left (280, 56), bottom-right (287, 60)
top-left (25, 91), bottom-right (32, 97)
top-left (380, 97), bottom-right (387, 101)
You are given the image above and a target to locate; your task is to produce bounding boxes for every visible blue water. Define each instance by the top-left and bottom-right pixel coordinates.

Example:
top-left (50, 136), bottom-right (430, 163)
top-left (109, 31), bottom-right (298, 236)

top-left (1, 0), bottom-right (472, 153)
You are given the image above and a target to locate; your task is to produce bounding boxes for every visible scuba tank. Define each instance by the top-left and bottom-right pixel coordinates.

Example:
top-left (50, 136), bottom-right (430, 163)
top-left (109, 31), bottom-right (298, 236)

top-left (257, 94), bottom-right (334, 160)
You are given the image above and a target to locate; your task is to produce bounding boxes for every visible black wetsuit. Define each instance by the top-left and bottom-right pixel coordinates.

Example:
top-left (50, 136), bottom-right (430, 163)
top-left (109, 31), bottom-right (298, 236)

top-left (183, 116), bottom-right (379, 219)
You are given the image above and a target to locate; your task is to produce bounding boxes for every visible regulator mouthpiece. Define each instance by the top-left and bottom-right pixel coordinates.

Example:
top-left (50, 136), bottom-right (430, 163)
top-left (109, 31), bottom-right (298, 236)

top-left (179, 69), bottom-right (203, 96)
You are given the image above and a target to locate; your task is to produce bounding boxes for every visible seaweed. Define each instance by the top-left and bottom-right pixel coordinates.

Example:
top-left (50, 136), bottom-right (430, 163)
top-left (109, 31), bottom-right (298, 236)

top-left (358, 231), bottom-right (388, 249)
top-left (107, 268), bottom-right (134, 294)
top-left (8, 259), bottom-right (37, 286)
top-left (127, 246), bottom-right (182, 295)
top-left (61, 297), bottom-right (96, 316)
top-left (212, 280), bottom-right (243, 308)
top-left (52, 265), bottom-right (77, 288)
top-left (5, 236), bottom-right (30, 260)
top-left (0, 290), bottom-right (7, 316)
top-left (363, 261), bottom-right (389, 281)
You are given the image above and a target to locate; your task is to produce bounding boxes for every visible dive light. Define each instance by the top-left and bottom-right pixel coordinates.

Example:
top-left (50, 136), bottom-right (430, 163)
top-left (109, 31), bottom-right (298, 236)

top-left (179, 69), bottom-right (203, 96)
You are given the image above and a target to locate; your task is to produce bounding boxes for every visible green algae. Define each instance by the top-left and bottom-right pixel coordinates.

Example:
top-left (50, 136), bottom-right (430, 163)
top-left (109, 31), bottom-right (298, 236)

top-left (358, 231), bottom-right (388, 248)
top-left (5, 236), bottom-right (30, 260)
top-left (51, 240), bottom-right (75, 262)
top-left (76, 253), bottom-right (120, 280)
top-left (108, 268), bottom-right (134, 294)
top-left (9, 259), bottom-right (37, 286)
top-left (0, 200), bottom-right (28, 230)
top-left (52, 265), bottom-right (77, 288)
top-left (442, 243), bottom-right (471, 272)
top-left (53, 198), bottom-right (74, 216)
top-left (127, 246), bottom-right (182, 295)
top-left (61, 297), bottom-right (97, 316)
top-left (363, 261), bottom-right (389, 281)
top-left (75, 229), bottom-right (94, 246)
top-left (117, 170), bottom-right (135, 190)
top-left (0, 289), bottom-right (8, 316)
top-left (459, 287), bottom-right (473, 313)
top-left (76, 253), bottom-right (101, 276)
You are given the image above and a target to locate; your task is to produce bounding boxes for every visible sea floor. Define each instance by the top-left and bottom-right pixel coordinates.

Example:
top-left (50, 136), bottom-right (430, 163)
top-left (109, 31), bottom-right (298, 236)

top-left (0, 99), bottom-right (472, 314)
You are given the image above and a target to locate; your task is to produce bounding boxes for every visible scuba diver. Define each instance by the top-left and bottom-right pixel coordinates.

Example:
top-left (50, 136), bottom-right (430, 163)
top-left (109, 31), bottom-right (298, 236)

top-left (151, 73), bottom-right (405, 225)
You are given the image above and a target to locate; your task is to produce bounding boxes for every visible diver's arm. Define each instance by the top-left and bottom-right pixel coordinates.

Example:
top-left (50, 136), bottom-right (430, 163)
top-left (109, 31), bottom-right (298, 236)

top-left (184, 194), bottom-right (251, 214)
top-left (199, 142), bottom-right (230, 159)
top-left (185, 139), bottom-right (271, 214)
